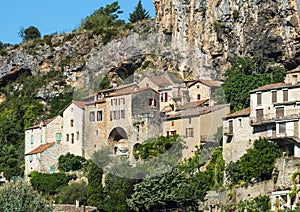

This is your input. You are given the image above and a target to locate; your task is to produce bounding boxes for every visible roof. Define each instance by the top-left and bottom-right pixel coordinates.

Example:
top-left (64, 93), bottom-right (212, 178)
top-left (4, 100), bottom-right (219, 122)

top-left (164, 104), bottom-right (229, 120)
top-left (25, 142), bottom-right (55, 155)
top-left (98, 83), bottom-right (136, 93)
top-left (188, 79), bottom-right (222, 88)
top-left (225, 107), bottom-right (250, 119)
top-left (60, 100), bottom-right (87, 113)
top-left (178, 99), bottom-right (209, 110)
top-left (251, 82), bottom-right (286, 92)
top-left (26, 116), bottom-right (61, 130)
top-left (147, 76), bottom-right (172, 87)
top-left (108, 86), bottom-right (159, 97)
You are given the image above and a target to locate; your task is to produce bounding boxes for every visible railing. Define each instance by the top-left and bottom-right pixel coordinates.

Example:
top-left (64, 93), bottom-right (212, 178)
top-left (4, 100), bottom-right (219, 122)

top-left (250, 108), bottom-right (300, 125)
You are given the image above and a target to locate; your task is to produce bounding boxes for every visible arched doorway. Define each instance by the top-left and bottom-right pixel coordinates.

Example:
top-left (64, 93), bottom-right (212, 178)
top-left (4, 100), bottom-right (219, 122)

top-left (108, 127), bottom-right (129, 155)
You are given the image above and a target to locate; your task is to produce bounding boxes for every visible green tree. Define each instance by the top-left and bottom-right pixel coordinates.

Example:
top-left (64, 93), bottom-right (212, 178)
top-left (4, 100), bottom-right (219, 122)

top-left (58, 152), bottom-right (86, 172)
top-left (0, 182), bottom-right (52, 212)
top-left (223, 56), bottom-right (285, 112)
top-left (19, 26), bottom-right (41, 42)
top-left (29, 172), bottom-right (72, 195)
top-left (128, 0), bottom-right (150, 23)
top-left (87, 161), bottom-right (104, 209)
top-left (56, 180), bottom-right (88, 206)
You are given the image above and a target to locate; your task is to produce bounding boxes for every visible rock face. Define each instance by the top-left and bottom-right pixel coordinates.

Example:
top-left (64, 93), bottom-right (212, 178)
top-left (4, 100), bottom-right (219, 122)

top-left (154, 0), bottom-right (300, 73)
top-left (0, 0), bottom-right (299, 88)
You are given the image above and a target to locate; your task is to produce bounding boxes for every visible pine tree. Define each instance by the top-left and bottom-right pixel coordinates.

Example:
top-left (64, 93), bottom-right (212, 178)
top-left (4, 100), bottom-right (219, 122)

top-left (128, 0), bottom-right (150, 23)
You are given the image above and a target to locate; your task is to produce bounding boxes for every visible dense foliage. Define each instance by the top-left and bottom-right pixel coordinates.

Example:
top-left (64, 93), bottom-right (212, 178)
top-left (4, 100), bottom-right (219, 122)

top-left (0, 182), bottom-right (52, 212)
top-left (56, 180), bottom-right (88, 206)
top-left (223, 56), bottom-right (285, 112)
top-left (29, 171), bottom-right (72, 195)
top-left (19, 26), bottom-right (41, 42)
top-left (226, 138), bottom-right (281, 185)
top-left (58, 152), bottom-right (86, 172)
top-left (79, 1), bottom-right (125, 44)
top-left (87, 161), bottom-right (104, 209)
top-left (129, 0), bottom-right (150, 23)
top-left (233, 195), bottom-right (270, 212)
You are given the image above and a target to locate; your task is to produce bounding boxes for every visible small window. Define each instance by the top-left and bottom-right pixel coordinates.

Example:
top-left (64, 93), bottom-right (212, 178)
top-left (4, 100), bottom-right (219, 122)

top-left (197, 94), bottom-right (201, 100)
top-left (161, 93), bottom-right (164, 102)
top-left (257, 93), bottom-right (262, 105)
top-left (97, 111), bottom-right (103, 122)
top-left (50, 165), bottom-right (55, 174)
top-left (196, 84), bottom-right (200, 89)
top-left (71, 133), bottom-right (74, 144)
top-left (40, 135), bottom-right (42, 143)
top-left (76, 131), bottom-right (79, 141)
top-left (238, 119), bottom-right (242, 127)
top-left (279, 122), bottom-right (286, 134)
top-left (90, 111), bottom-right (95, 122)
top-left (121, 110), bottom-right (125, 119)
top-left (30, 135), bottom-right (34, 144)
top-left (56, 133), bottom-right (62, 142)
top-left (272, 91), bottom-right (277, 103)
top-left (66, 134), bottom-right (69, 142)
top-left (164, 92), bottom-right (168, 102)
top-left (283, 89), bottom-right (288, 102)
top-left (171, 120), bottom-right (174, 126)
top-left (28, 155), bottom-right (33, 163)
top-left (188, 118), bottom-right (192, 124)
top-left (70, 119), bottom-right (74, 127)
top-left (96, 130), bottom-right (99, 135)
top-left (185, 128), bottom-right (194, 138)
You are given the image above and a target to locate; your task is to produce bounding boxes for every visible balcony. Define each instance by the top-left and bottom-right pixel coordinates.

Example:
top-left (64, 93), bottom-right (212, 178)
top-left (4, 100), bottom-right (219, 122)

top-left (250, 108), bottom-right (300, 125)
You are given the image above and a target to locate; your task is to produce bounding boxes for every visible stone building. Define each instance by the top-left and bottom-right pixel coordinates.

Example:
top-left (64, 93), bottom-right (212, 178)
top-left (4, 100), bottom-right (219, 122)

top-left (24, 115), bottom-right (64, 174)
top-left (163, 101), bottom-right (229, 158)
top-left (186, 79), bottom-right (222, 105)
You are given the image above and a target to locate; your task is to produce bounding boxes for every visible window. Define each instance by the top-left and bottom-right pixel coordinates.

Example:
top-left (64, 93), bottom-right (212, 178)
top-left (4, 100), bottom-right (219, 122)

top-left (256, 109), bottom-right (264, 122)
top-left (110, 111), bottom-right (112, 121)
top-left (70, 119), bottom-right (74, 127)
top-left (185, 128), bottom-right (194, 138)
top-left (28, 155), bottom-right (33, 163)
top-left (121, 110), bottom-right (125, 119)
top-left (56, 133), bottom-right (62, 142)
top-left (283, 89), bottom-right (288, 102)
top-left (188, 118), bottom-right (192, 124)
top-left (161, 93), bottom-right (164, 102)
top-left (171, 121), bottom-right (174, 126)
top-left (50, 165), bottom-right (55, 174)
top-left (71, 133), bottom-right (74, 144)
top-left (96, 130), bottom-right (98, 135)
top-left (76, 131), bottom-right (79, 141)
top-left (257, 93), bottom-right (262, 105)
top-left (97, 111), bottom-right (103, 122)
top-left (197, 94), bottom-right (201, 100)
top-left (272, 91), bottom-right (277, 103)
top-left (90, 111), bottom-right (95, 122)
top-left (196, 84), bottom-right (200, 89)
top-left (228, 120), bottom-right (233, 134)
top-left (276, 107), bottom-right (284, 119)
top-left (148, 99), bottom-right (157, 106)
top-left (40, 135), bottom-right (42, 143)
top-left (164, 92), bottom-right (168, 102)
top-left (30, 135), bottom-right (34, 144)
top-left (279, 122), bottom-right (286, 134)
top-left (238, 119), bottom-right (242, 127)
top-left (66, 134), bottom-right (69, 142)
top-left (113, 111), bottom-right (117, 119)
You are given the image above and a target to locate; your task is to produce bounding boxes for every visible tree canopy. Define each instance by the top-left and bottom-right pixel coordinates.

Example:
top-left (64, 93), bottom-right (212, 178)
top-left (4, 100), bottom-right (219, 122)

top-left (128, 0), bottom-right (150, 23)
top-left (19, 26), bottom-right (41, 42)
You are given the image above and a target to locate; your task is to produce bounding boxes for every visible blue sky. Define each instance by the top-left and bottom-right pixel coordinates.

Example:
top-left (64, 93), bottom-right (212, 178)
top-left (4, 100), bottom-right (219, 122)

top-left (0, 0), bottom-right (155, 45)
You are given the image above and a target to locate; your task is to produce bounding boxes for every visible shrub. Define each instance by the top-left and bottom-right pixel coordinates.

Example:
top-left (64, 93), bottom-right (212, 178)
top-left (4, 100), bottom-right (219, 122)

top-left (58, 152), bottom-right (86, 172)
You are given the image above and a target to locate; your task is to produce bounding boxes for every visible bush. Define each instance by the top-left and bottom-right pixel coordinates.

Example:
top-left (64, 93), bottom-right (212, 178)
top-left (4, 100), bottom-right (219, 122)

top-left (58, 152), bottom-right (86, 172)
top-left (0, 182), bottom-right (52, 211)
top-left (56, 180), bottom-right (88, 205)
top-left (30, 172), bottom-right (72, 195)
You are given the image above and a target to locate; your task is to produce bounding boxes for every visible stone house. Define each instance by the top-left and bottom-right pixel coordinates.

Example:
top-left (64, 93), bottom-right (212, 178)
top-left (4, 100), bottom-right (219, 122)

top-left (24, 115), bottom-right (63, 174)
top-left (61, 100), bottom-right (86, 157)
top-left (138, 74), bottom-right (187, 111)
top-left (163, 101), bottom-right (229, 158)
top-left (186, 79), bottom-right (222, 105)
top-left (83, 85), bottom-right (161, 159)
top-left (222, 107), bottom-right (261, 162)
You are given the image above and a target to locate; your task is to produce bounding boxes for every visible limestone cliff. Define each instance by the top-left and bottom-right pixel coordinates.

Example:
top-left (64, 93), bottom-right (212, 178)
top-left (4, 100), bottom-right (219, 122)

top-left (0, 0), bottom-right (299, 89)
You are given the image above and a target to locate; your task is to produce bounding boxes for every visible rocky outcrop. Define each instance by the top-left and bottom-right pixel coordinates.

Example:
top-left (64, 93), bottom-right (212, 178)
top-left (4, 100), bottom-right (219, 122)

top-left (154, 0), bottom-right (300, 73)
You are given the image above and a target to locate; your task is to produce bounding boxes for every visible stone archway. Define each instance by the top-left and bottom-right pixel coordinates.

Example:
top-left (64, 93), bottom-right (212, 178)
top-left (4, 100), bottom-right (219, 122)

top-left (108, 127), bottom-right (129, 155)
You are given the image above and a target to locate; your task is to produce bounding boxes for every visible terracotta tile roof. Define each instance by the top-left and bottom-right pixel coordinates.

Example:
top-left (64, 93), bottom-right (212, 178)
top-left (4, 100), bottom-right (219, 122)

top-left (178, 99), bottom-right (209, 110)
top-left (226, 107), bottom-right (250, 119)
top-left (25, 142), bottom-right (55, 155)
top-left (148, 76), bottom-right (172, 87)
top-left (72, 100), bottom-right (87, 109)
top-left (188, 79), bottom-right (222, 88)
top-left (251, 82), bottom-right (286, 92)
